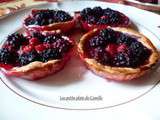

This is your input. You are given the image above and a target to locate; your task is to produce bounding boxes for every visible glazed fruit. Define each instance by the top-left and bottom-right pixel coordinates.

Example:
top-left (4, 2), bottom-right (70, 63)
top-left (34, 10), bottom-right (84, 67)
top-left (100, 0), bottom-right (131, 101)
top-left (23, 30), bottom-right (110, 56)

top-left (78, 7), bottom-right (130, 31)
top-left (24, 9), bottom-right (76, 33)
top-left (78, 27), bottom-right (159, 81)
top-left (0, 31), bottom-right (73, 80)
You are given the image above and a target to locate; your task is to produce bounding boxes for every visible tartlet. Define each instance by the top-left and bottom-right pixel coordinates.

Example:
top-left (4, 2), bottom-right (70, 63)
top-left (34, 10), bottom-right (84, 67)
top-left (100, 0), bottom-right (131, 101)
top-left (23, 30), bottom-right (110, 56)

top-left (78, 27), bottom-right (159, 81)
top-left (24, 9), bottom-right (76, 33)
top-left (77, 6), bottom-right (131, 31)
top-left (0, 30), bottom-right (73, 80)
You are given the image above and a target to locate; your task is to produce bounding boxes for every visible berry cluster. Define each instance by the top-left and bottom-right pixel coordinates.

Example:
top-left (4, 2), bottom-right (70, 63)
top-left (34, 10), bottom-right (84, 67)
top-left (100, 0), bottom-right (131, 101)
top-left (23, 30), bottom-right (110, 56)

top-left (86, 28), bottom-right (151, 68)
top-left (80, 7), bottom-right (129, 26)
top-left (25, 9), bottom-right (73, 26)
top-left (0, 32), bottom-right (72, 66)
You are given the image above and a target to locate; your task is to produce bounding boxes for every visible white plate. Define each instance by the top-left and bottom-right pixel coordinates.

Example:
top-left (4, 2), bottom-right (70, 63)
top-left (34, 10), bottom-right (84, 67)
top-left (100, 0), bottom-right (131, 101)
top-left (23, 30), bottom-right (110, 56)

top-left (0, 1), bottom-right (160, 110)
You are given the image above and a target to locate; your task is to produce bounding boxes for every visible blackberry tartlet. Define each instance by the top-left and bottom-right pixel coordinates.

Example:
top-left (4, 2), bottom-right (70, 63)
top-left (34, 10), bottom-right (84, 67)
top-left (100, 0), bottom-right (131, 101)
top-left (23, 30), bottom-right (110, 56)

top-left (0, 30), bottom-right (73, 80)
top-left (77, 7), bottom-right (130, 31)
top-left (78, 28), bottom-right (159, 81)
top-left (24, 9), bottom-right (76, 33)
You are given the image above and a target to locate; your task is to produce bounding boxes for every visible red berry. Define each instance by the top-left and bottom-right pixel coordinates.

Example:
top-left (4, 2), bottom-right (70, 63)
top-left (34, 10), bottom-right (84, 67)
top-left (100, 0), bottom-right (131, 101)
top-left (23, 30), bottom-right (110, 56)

top-left (105, 44), bottom-right (118, 56)
top-left (22, 45), bottom-right (34, 53)
top-left (35, 44), bottom-right (46, 52)
top-left (117, 44), bottom-right (127, 52)
top-left (29, 38), bottom-right (40, 46)
top-left (100, 16), bottom-right (108, 19)
top-left (43, 43), bottom-right (52, 48)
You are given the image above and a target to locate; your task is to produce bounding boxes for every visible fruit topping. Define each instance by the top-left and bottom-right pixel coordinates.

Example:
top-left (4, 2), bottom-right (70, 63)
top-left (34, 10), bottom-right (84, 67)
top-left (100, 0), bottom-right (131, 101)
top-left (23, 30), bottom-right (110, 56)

top-left (85, 28), bottom-right (151, 68)
top-left (0, 31), bottom-right (73, 68)
top-left (80, 7), bottom-right (129, 26)
top-left (24, 9), bottom-right (73, 26)
top-left (3, 33), bottom-right (27, 51)
top-left (0, 48), bottom-right (16, 64)
top-left (19, 50), bottom-right (40, 66)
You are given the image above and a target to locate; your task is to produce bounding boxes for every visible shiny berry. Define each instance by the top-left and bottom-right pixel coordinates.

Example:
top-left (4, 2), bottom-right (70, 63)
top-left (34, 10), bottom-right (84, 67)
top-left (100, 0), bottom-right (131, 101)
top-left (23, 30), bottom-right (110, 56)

top-left (113, 52), bottom-right (129, 67)
top-left (89, 35), bottom-right (106, 47)
top-left (40, 49), bottom-right (61, 62)
top-left (19, 50), bottom-right (40, 66)
top-left (35, 44), bottom-right (46, 53)
top-left (29, 38), bottom-right (40, 45)
top-left (105, 44), bottom-right (118, 56)
top-left (0, 48), bottom-right (15, 64)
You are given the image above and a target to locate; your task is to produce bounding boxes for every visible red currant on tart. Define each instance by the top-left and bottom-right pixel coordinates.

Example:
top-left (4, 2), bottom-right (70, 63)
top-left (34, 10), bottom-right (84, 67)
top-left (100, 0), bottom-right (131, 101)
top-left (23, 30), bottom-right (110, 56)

top-left (77, 7), bottom-right (131, 31)
top-left (24, 9), bottom-right (76, 33)
top-left (0, 30), bottom-right (73, 80)
top-left (78, 27), bottom-right (159, 81)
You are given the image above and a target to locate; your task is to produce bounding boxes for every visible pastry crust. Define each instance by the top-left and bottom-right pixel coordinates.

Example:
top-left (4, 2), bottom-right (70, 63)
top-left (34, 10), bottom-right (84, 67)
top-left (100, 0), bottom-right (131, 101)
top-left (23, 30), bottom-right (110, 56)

top-left (0, 30), bottom-right (73, 80)
top-left (2, 51), bottom-right (71, 80)
top-left (78, 27), bottom-right (159, 81)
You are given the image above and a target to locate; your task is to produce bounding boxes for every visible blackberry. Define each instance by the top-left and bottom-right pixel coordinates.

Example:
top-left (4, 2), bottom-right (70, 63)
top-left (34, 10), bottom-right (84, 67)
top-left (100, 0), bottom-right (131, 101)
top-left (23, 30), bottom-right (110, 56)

top-left (54, 10), bottom-right (72, 22)
top-left (43, 35), bottom-right (59, 44)
top-left (85, 16), bottom-right (97, 24)
top-left (113, 52), bottom-right (129, 67)
top-left (4, 33), bottom-right (27, 50)
top-left (129, 41), bottom-right (145, 57)
top-left (90, 47), bottom-right (110, 65)
top-left (19, 51), bottom-right (40, 66)
top-left (97, 18), bottom-right (109, 24)
top-left (99, 28), bottom-right (117, 43)
top-left (0, 48), bottom-right (15, 64)
top-left (89, 35), bottom-right (106, 47)
top-left (102, 8), bottom-right (122, 24)
top-left (93, 6), bottom-right (103, 17)
top-left (80, 7), bottom-right (93, 17)
top-left (40, 48), bottom-right (61, 62)
top-left (129, 41), bottom-right (151, 67)
top-left (116, 34), bottom-right (134, 46)
top-left (26, 10), bottom-right (72, 26)
top-left (31, 32), bottom-right (45, 42)
top-left (53, 39), bottom-right (72, 54)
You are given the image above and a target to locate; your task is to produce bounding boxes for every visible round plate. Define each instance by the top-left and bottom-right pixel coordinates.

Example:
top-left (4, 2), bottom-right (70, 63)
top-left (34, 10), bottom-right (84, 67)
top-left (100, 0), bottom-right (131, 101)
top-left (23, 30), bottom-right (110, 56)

top-left (0, 1), bottom-right (160, 110)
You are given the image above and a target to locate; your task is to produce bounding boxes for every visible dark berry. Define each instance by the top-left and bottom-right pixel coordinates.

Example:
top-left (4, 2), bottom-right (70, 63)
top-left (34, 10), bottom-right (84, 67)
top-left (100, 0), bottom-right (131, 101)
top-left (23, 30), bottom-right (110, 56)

top-left (80, 8), bottom-right (93, 17)
top-left (113, 52), bottom-right (129, 67)
top-left (85, 16), bottom-right (97, 24)
top-left (89, 35), bottom-right (106, 47)
top-left (93, 6), bottom-right (103, 17)
top-left (43, 35), bottom-right (57, 44)
top-left (19, 50), bottom-right (40, 66)
top-left (53, 39), bottom-right (72, 54)
top-left (54, 10), bottom-right (72, 22)
top-left (0, 48), bottom-right (16, 64)
top-left (99, 28), bottom-right (117, 43)
top-left (3, 33), bottom-right (26, 50)
top-left (30, 32), bottom-right (45, 42)
top-left (129, 41), bottom-right (146, 57)
top-left (116, 34), bottom-right (134, 46)
top-left (89, 47), bottom-right (110, 65)
top-left (97, 18), bottom-right (109, 24)
top-left (25, 10), bottom-right (72, 26)
top-left (40, 49), bottom-right (61, 62)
